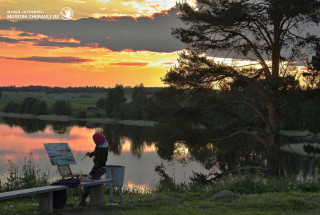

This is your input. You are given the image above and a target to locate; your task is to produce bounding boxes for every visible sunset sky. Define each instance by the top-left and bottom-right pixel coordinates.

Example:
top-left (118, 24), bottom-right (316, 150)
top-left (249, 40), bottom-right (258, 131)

top-left (1, 0), bottom-right (319, 88)
top-left (0, 0), bottom-right (198, 87)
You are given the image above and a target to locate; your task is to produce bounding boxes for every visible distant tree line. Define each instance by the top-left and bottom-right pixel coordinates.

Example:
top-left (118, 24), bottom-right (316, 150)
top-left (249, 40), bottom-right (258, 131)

top-left (2, 84), bottom-right (319, 130)
top-left (0, 85), bottom-right (162, 95)
top-left (2, 98), bottom-right (72, 116)
top-left (0, 86), bottom-right (108, 93)
top-left (1, 84), bottom-right (155, 119)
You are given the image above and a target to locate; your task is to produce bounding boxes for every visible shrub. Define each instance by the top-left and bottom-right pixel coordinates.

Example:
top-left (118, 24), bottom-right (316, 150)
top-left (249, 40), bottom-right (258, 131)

top-left (52, 101), bottom-right (72, 115)
top-left (77, 111), bottom-right (87, 119)
top-left (154, 164), bottom-right (188, 193)
top-left (2, 98), bottom-right (46, 114)
top-left (2, 101), bottom-right (19, 113)
top-left (0, 154), bottom-right (50, 192)
top-left (154, 168), bottom-right (320, 196)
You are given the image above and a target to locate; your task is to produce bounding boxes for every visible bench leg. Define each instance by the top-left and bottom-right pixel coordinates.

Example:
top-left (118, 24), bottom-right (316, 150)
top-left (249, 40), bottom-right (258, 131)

top-left (119, 186), bottom-right (123, 203)
top-left (109, 185), bottom-right (113, 202)
top-left (89, 184), bottom-right (104, 207)
top-left (39, 192), bottom-right (53, 213)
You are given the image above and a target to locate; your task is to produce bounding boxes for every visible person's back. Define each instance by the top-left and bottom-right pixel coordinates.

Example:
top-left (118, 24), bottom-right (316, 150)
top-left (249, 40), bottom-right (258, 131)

top-left (90, 140), bottom-right (108, 179)
top-left (75, 132), bottom-right (108, 207)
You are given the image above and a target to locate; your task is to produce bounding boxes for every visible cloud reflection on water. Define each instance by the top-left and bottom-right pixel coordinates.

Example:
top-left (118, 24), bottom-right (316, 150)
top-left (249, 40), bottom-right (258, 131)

top-left (0, 122), bottom-right (209, 185)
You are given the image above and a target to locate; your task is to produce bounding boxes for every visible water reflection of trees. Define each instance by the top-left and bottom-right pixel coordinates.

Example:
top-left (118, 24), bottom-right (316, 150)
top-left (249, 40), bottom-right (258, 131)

top-left (280, 151), bottom-right (320, 180)
top-left (0, 118), bottom-right (154, 158)
top-left (1, 116), bottom-right (268, 174)
top-left (2, 117), bottom-right (46, 133)
top-left (1, 118), bottom-right (73, 135)
top-left (102, 124), bottom-right (124, 155)
top-left (101, 124), bottom-right (153, 158)
top-left (50, 121), bottom-right (72, 134)
top-left (151, 121), bottom-right (266, 175)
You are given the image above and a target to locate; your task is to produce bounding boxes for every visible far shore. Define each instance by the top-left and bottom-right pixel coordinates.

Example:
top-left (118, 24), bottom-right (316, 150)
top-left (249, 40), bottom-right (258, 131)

top-left (0, 112), bottom-right (155, 127)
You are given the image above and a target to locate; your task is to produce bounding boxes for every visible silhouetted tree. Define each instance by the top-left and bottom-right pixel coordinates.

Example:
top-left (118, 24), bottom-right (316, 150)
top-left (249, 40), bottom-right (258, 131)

top-left (16, 97), bottom-right (36, 113)
top-left (146, 87), bottom-right (186, 123)
top-left (166, 0), bottom-right (320, 176)
top-left (126, 84), bottom-right (147, 120)
top-left (78, 111), bottom-right (87, 119)
top-left (52, 101), bottom-right (72, 115)
top-left (32, 100), bottom-right (47, 115)
top-left (96, 98), bottom-right (106, 110)
top-left (105, 85), bottom-right (126, 118)
top-left (307, 43), bottom-right (320, 88)
top-left (3, 101), bottom-right (19, 113)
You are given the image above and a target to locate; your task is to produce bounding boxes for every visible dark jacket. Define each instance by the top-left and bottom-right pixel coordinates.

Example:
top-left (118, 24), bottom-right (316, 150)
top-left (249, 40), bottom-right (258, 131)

top-left (89, 144), bottom-right (108, 177)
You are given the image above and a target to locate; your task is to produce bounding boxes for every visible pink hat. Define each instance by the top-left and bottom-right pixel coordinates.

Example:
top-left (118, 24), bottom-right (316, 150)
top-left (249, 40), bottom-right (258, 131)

top-left (92, 133), bottom-right (105, 144)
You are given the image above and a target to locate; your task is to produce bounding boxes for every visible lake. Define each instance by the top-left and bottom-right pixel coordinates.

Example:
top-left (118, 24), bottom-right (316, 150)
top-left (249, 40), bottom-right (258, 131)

top-left (0, 117), bottom-right (319, 189)
top-left (0, 118), bottom-right (210, 189)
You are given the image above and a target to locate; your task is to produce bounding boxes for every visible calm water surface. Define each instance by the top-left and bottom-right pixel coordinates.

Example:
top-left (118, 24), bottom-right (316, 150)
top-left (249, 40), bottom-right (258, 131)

top-left (0, 120), bottom-right (209, 187)
top-left (1, 118), bottom-right (319, 188)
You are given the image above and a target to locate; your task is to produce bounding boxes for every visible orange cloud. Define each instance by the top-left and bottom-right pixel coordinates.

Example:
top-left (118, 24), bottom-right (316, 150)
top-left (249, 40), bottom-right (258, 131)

top-left (0, 56), bottom-right (93, 63)
top-left (109, 62), bottom-right (149, 66)
top-left (0, 29), bottom-right (179, 87)
top-left (162, 62), bottom-right (174, 65)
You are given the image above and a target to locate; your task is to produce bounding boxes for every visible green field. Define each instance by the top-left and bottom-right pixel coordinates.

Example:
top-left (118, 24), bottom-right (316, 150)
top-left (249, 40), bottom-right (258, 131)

top-left (0, 91), bottom-right (106, 113)
top-left (0, 91), bottom-right (131, 116)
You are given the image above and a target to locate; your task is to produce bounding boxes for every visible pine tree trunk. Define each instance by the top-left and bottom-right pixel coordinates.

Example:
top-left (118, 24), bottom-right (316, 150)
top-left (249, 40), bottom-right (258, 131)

top-left (267, 96), bottom-right (280, 176)
top-left (267, 139), bottom-right (279, 176)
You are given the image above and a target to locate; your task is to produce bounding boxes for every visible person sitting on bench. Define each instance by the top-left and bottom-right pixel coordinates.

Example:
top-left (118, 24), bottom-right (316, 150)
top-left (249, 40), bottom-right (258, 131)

top-left (75, 132), bottom-right (109, 207)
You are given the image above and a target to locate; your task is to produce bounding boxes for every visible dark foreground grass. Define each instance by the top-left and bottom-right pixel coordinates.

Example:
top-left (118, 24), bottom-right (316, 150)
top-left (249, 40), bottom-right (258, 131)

top-left (1, 191), bottom-right (320, 215)
top-left (2, 160), bottom-right (320, 214)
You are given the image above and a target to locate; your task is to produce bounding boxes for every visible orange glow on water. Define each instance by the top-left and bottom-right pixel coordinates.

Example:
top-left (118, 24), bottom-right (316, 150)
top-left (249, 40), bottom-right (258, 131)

top-left (122, 140), bottom-right (131, 152)
top-left (0, 122), bottom-right (211, 186)
top-left (0, 124), bottom-right (156, 164)
top-left (121, 139), bottom-right (156, 153)
top-left (144, 144), bottom-right (157, 153)
top-left (174, 142), bottom-right (189, 159)
top-left (0, 124), bottom-right (99, 162)
top-left (124, 181), bottom-right (151, 193)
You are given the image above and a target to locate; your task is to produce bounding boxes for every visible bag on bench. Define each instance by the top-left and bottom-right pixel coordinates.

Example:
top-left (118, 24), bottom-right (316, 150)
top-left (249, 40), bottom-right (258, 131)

top-left (53, 190), bottom-right (67, 209)
top-left (51, 178), bottom-right (81, 209)
top-left (52, 178), bottom-right (81, 188)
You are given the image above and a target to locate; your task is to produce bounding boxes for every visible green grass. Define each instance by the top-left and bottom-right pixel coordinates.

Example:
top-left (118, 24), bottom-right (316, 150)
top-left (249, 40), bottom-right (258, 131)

top-left (1, 191), bottom-right (320, 215)
top-left (2, 164), bottom-right (320, 214)
top-left (0, 91), bottom-right (134, 116)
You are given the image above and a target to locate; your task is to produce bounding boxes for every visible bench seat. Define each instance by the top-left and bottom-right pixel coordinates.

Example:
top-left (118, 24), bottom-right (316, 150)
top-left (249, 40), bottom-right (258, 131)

top-left (0, 185), bottom-right (67, 201)
top-left (0, 179), bottom-right (112, 213)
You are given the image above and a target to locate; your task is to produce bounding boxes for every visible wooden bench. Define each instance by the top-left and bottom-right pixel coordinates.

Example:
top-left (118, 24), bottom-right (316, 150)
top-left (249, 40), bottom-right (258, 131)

top-left (0, 179), bottom-right (113, 214)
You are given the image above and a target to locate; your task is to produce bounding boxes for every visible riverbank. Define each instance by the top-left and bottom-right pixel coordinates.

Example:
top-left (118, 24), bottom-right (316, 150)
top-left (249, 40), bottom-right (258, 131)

top-left (2, 168), bottom-right (320, 214)
top-left (0, 112), bottom-right (155, 127)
